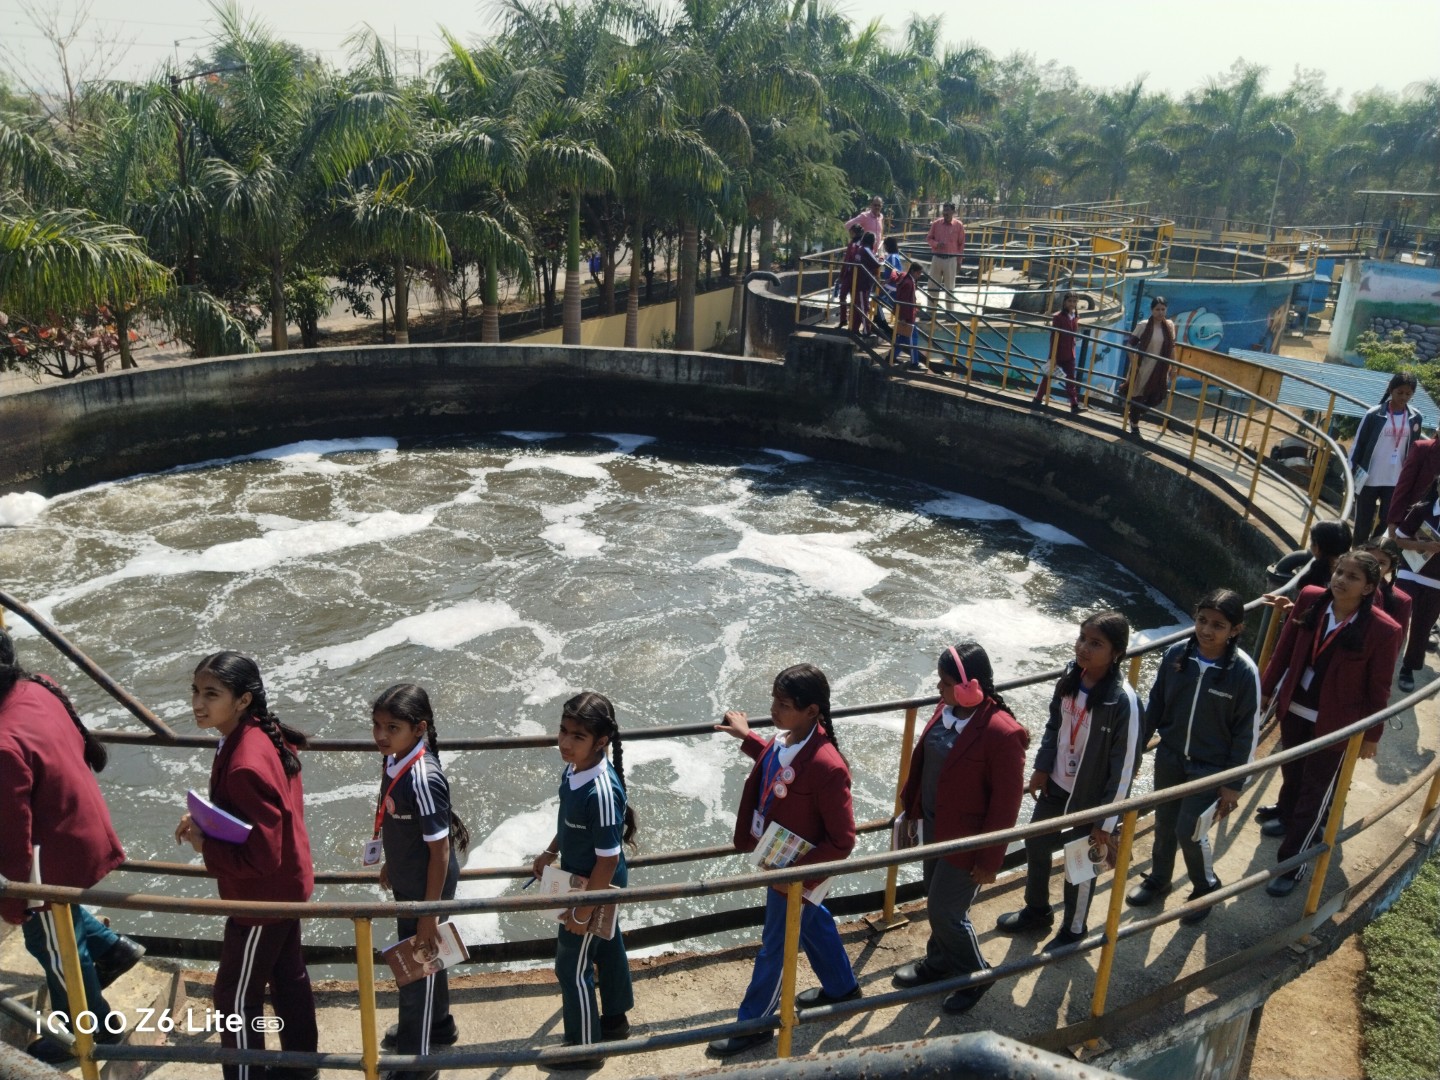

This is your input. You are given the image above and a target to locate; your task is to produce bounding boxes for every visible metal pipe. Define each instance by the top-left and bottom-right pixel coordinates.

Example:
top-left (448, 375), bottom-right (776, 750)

top-left (1302, 732), bottom-right (1366, 918)
top-left (354, 918), bottom-right (379, 1080)
top-left (878, 707), bottom-right (920, 927)
top-left (1089, 809), bottom-right (1138, 1033)
top-left (50, 905), bottom-right (99, 1080)
top-left (777, 881), bottom-right (803, 1058)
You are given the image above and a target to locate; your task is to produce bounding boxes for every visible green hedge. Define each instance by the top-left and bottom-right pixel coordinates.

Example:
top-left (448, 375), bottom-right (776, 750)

top-left (1361, 851), bottom-right (1440, 1080)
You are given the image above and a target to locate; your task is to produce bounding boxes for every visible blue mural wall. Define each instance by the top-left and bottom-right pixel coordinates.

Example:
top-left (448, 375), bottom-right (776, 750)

top-left (1088, 275), bottom-right (1301, 391)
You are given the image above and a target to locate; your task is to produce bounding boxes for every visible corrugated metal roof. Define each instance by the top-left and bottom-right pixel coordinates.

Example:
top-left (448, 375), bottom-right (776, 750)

top-left (1228, 347), bottom-right (1440, 429)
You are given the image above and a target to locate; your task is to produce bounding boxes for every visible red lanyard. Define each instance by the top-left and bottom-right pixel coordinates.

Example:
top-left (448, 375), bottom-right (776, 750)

top-left (1388, 410), bottom-right (1406, 449)
top-left (373, 747), bottom-right (425, 838)
top-left (1066, 687), bottom-right (1090, 757)
top-left (1310, 609), bottom-right (1355, 667)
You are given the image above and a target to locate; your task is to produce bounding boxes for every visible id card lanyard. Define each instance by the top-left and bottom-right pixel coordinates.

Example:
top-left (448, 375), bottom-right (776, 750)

top-left (1301, 607), bottom-right (1355, 691)
top-left (750, 740), bottom-right (797, 839)
top-left (1064, 686), bottom-right (1090, 776)
top-left (363, 747), bottom-right (425, 865)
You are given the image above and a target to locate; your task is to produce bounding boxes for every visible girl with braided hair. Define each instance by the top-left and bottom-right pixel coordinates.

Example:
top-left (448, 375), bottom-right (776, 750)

top-left (530, 691), bottom-right (637, 1067)
top-left (368, 683), bottom-right (470, 1080)
top-left (1, 629), bottom-right (144, 1064)
top-left (173, 652), bottom-right (318, 1080)
top-left (707, 664), bottom-right (859, 1059)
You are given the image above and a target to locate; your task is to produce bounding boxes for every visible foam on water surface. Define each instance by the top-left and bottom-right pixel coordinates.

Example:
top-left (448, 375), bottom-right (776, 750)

top-left (0, 491), bottom-right (47, 528)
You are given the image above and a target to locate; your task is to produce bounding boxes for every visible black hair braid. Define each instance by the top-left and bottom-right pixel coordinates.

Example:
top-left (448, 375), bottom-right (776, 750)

top-left (608, 727), bottom-right (639, 848)
top-left (423, 721), bottom-right (470, 853)
top-left (14, 671), bottom-right (109, 773)
top-left (254, 711), bottom-right (305, 777)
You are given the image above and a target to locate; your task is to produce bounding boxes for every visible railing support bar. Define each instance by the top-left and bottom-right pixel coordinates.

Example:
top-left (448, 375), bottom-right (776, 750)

top-left (355, 917), bottom-right (380, 1080)
top-left (1303, 732), bottom-right (1366, 919)
top-left (53, 904), bottom-right (101, 1080)
top-left (872, 707), bottom-right (919, 932)
top-left (1088, 809), bottom-right (1138, 1040)
top-left (777, 881), bottom-right (804, 1058)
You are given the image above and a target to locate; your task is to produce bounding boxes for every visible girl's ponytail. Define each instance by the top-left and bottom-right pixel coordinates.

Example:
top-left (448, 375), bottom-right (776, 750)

top-left (563, 692), bottom-right (639, 847)
top-left (773, 664), bottom-right (848, 768)
top-left (0, 666), bottom-right (109, 773)
top-left (194, 652), bottom-right (307, 776)
top-left (373, 683), bottom-right (469, 852)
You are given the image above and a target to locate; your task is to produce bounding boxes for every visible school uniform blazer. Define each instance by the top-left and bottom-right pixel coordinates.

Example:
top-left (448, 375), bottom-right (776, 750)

top-left (204, 717), bottom-right (314, 923)
top-left (1260, 586), bottom-right (1402, 744)
top-left (0, 677), bottom-right (125, 925)
top-left (1382, 582), bottom-right (1413, 642)
top-left (898, 700), bottom-right (1027, 874)
top-left (1388, 437), bottom-right (1440, 527)
top-left (1032, 666), bottom-right (1141, 833)
top-left (732, 728), bottom-right (855, 890)
top-left (1348, 403), bottom-right (1423, 476)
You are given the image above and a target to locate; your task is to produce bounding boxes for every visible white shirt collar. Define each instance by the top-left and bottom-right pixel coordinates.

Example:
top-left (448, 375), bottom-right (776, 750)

top-left (385, 740), bottom-right (425, 778)
top-left (940, 706), bottom-right (974, 732)
top-left (567, 758), bottom-right (607, 790)
top-left (774, 723), bottom-right (817, 766)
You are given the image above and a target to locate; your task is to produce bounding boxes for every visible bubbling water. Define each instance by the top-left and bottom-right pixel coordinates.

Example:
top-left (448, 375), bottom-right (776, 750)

top-left (0, 433), bottom-right (1184, 952)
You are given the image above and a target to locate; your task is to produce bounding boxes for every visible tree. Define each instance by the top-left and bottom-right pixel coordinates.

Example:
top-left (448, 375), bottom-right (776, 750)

top-left (1065, 79), bottom-right (1175, 201)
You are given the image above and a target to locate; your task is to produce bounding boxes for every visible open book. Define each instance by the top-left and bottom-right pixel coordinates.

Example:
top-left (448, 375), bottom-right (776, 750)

top-left (187, 790), bottom-right (253, 844)
top-left (381, 921), bottom-right (467, 987)
top-left (750, 821), bottom-right (832, 906)
top-left (1401, 521), bottom-right (1440, 573)
top-left (538, 864), bottom-right (620, 940)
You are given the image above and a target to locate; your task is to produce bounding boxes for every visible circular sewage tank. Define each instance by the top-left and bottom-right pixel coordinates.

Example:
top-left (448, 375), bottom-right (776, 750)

top-left (0, 431), bottom-right (1183, 950)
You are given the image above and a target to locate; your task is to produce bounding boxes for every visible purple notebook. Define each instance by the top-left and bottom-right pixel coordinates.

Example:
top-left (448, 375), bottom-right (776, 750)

top-left (187, 789), bottom-right (253, 844)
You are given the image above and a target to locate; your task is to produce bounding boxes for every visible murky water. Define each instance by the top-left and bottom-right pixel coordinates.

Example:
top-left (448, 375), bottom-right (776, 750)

top-left (0, 433), bottom-right (1183, 955)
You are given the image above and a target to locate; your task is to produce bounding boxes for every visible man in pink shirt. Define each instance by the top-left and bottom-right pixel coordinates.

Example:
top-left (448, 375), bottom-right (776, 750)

top-left (926, 202), bottom-right (966, 307)
top-left (845, 196), bottom-right (885, 245)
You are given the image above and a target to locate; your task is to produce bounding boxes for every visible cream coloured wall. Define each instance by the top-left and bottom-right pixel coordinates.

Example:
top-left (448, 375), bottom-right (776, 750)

top-left (515, 287), bottom-right (737, 348)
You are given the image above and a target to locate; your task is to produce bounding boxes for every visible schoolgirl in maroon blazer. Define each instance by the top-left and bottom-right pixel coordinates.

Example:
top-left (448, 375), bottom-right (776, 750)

top-left (174, 652), bottom-right (318, 1080)
top-left (1259, 554), bottom-right (1402, 895)
top-left (706, 664), bottom-right (858, 1058)
top-left (894, 642), bottom-right (1027, 1015)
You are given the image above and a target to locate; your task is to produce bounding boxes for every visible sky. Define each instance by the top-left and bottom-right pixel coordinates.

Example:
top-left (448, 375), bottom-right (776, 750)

top-left (2, 0), bottom-right (1437, 102)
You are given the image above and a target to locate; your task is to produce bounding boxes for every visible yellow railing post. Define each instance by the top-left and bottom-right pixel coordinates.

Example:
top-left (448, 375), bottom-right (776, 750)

top-left (1188, 374), bottom-right (1209, 465)
top-left (1121, 352), bottom-right (1139, 430)
top-left (776, 881), bottom-right (804, 1059)
top-left (1239, 397), bottom-right (1258, 468)
top-left (873, 707), bottom-right (919, 930)
top-left (1000, 320), bottom-right (1015, 391)
top-left (1303, 732), bottom-right (1366, 918)
top-left (1127, 655), bottom-right (1142, 689)
top-left (355, 917), bottom-right (380, 1080)
top-left (51, 904), bottom-right (101, 1080)
top-left (1419, 768), bottom-right (1440, 823)
top-left (1244, 407), bottom-right (1276, 521)
top-left (965, 315), bottom-right (979, 383)
top-left (1088, 809), bottom-right (1138, 1039)
top-left (1255, 599), bottom-right (1286, 674)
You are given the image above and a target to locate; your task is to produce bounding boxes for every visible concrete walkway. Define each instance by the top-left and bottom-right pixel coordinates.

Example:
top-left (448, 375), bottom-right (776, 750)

top-left (2, 679), bottom-right (1434, 1078)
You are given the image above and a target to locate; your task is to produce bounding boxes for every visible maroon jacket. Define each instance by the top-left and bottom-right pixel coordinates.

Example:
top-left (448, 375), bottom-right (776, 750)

top-left (1261, 586), bottom-right (1402, 744)
top-left (204, 717), bottom-right (313, 924)
top-left (0, 677), bottom-right (126, 924)
top-left (1381, 582), bottom-right (1413, 643)
top-left (900, 700), bottom-right (1027, 875)
top-left (732, 726), bottom-right (855, 890)
top-left (1387, 437), bottom-right (1440, 526)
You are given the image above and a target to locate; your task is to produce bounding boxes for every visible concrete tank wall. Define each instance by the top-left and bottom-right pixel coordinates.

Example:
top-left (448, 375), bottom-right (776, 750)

top-left (0, 339), bottom-right (1283, 604)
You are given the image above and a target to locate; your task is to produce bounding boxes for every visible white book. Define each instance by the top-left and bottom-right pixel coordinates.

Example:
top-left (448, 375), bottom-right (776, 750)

top-left (1401, 521), bottom-right (1440, 572)
top-left (1063, 835), bottom-right (1102, 885)
top-left (751, 821), bottom-right (832, 906)
top-left (1192, 801), bottom-right (1220, 843)
top-left (27, 845), bottom-right (42, 909)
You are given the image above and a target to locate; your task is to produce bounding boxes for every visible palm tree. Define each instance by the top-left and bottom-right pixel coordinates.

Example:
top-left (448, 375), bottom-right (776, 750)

top-left (1169, 63), bottom-right (1295, 227)
top-left (496, 0), bottom-right (616, 346)
top-left (198, 4), bottom-right (425, 350)
top-left (1065, 79), bottom-right (1175, 201)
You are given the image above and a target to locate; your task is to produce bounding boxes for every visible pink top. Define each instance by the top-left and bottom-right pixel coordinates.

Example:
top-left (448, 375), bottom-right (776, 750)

top-left (926, 217), bottom-right (966, 256)
top-left (845, 209), bottom-right (884, 243)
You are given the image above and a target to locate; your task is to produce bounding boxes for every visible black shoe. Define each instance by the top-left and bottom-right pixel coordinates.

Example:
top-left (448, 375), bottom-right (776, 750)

top-left (27, 1036), bottom-right (75, 1064)
top-left (382, 1071), bottom-right (440, 1080)
top-left (996, 906), bottom-right (1054, 934)
top-left (271, 1070), bottom-right (321, 1080)
top-left (95, 935), bottom-right (146, 987)
top-left (599, 1013), bottom-right (630, 1041)
top-left (1125, 876), bottom-right (1172, 907)
top-left (941, 986), bottom-right (987, 1015)
top-left (892, 960), bottom-right (947, 989)
top-left (1399, 668), bottom-right (1416, 692)
top-left (1266, 873), bottom-right (1300, 897)
top-left (706, 1031), bottom-right (773, 1058)
top-left (1043, 928), bottom-right (1086, 951)
top-left (1255, 804), bottom-right (1281, 822)
top-left (1261, 818), bottom-right (1286, 838)
top-left (1070, 402), bottom-right (1082, 415)
top-left (796, 984), bottom-right (861, 1008)
top-left (1180, 877), bottom-right (1222, 925)
top-left (381, 1018), bottom-right (459, 1050)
